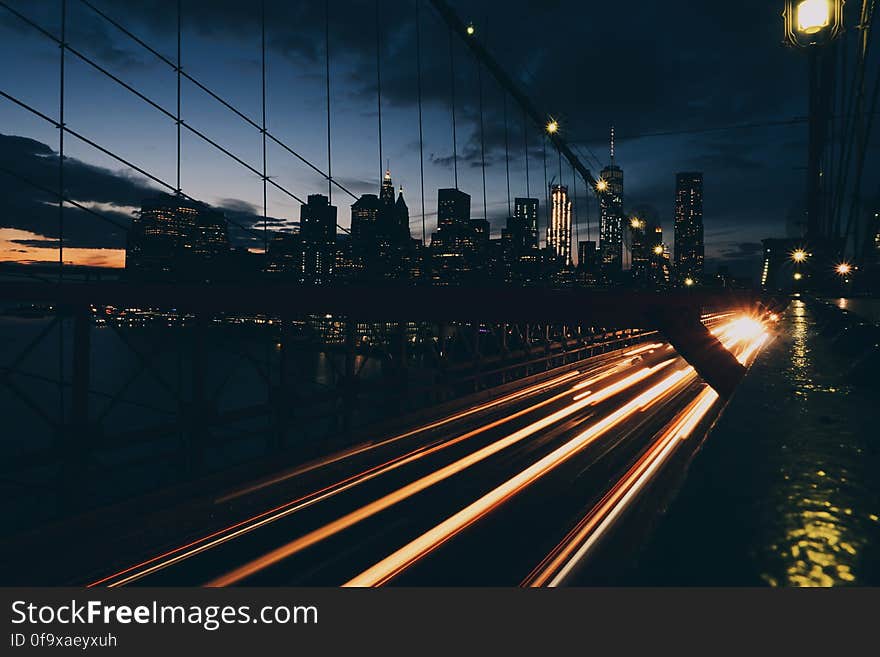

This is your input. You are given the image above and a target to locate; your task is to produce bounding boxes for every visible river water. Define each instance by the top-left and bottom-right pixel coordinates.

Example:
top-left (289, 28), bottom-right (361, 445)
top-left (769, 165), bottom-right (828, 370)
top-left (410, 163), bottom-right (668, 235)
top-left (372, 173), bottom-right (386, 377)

top-left (625, 297), bottom-right (880, 586)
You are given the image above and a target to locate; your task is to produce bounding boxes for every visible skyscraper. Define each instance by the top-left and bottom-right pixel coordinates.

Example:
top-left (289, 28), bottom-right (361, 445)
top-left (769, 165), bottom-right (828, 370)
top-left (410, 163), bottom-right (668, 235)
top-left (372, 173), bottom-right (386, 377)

top-left (629, 216), bottom-right (648, 283)
top-left (547, 184), bottom-right (572, 264)
top-left (673, 172), bottom-right (704, 284)
top-left (430, 188), bottom-right (473, 284)
top-left (126, 193), bottom-right (229, 281)
top-left (300, 194), bottom-right (337, 285)
top-left (599, 128), bottom-right (624, 274)
top-left (629, 204), bottom-right (660, 284)
top-left (437, 188), bottom-right (471, 229)
top-left (514, 197), bottom-right (539, 250)
top-left (578, 240), bottom-right (598, 271)
top-left (350, 168), bottom-right (413, 281)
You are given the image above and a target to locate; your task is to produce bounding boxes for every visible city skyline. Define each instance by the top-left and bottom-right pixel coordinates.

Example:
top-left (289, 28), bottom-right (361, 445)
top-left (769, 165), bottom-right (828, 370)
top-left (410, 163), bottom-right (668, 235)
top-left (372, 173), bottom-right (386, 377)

top-left (2, 0), bottom-right (869, 280)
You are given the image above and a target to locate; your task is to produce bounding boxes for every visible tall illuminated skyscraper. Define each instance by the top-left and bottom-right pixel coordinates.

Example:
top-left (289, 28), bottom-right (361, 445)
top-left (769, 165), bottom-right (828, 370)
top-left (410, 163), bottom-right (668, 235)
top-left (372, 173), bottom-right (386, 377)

top-left (127, 193), bottom-right (229, 280)
top-left (599, 128), bottom-right (624, 273)
top-left (673, 172), bottom-right (704, 284)
top-left (547, 184), bottom-right (572, 265)
top-left (300, 194), bottom-right (337, 285)
top-left (514, 197), bottom-right (539, 250)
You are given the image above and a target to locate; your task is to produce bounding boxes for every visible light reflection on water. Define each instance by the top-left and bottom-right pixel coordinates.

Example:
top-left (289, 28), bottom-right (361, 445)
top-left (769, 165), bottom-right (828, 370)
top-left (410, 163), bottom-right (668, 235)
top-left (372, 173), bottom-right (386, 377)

top-left (762, 299), bottom-right (876, 587)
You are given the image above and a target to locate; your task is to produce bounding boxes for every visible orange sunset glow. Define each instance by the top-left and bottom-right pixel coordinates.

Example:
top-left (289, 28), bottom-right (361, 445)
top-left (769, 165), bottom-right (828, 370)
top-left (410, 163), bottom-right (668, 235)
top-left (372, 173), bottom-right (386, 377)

top-left (0, 228), bottom-right (125, 268)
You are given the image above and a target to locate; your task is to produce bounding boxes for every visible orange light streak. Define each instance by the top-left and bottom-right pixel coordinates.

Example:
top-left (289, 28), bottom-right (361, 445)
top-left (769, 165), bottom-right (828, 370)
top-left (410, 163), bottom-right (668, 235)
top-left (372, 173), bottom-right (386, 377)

top-left (344, 368), bottom-right (692, 587)
top-left (526, 385), bottom-right (720, 587)
top-left (205, 360), bottom-right (662, 587)
top-left (93, 370), bottom-right (598, 587)
top-left (573, 359), bottom-right (675, 403)
top-left (623, 342), bottom-right (664, 356)
top-left (216, 369), bottom-right (585, 504)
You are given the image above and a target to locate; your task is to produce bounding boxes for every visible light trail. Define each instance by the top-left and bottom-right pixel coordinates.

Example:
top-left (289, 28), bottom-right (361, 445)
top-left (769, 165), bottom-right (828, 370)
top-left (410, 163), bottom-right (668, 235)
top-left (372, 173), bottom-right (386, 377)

top-left (524, 384), bottom-right (721, 587)
top-left (343, 368), bottom-right (693, 587)
top-left (624, 342), bottom-right (664, 356)
top-left (205, 358), bottom-right (669, 587)
top-left (90, 365), bottom-right (616, 587)
top-left (92, 318), bottom-right (766, 588)
top-left (573, 359), bottom-right (674, 403)
top-left (347, 315), bottom-right (769, 587)
top-left (524, 317), bottom-right (769, 587)
top-left (216, 369), bottom-right (587, 504)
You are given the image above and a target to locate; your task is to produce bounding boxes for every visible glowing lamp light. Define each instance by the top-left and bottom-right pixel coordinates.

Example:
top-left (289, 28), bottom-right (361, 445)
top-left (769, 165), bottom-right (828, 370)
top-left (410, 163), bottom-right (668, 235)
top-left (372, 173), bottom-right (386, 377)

top-left (630, 217), bottom-right (643, 229)
top-left (546, 119), bottom-right (559, 134)
top-left (835, 262), bottom-right (852, 275)
top-left (783, 0), bottom-right (844, 47)
top-left (793, 272), bottom-right (803, 280)
top-left (791, 248), bottom-right (808, 263)
top-left (770, 313), bottom-right (780, 322)
top-left (684, 277), bottom-right (694, 287)
top-left (797, 0), bottom-right (831, 34)
top-left (596, 179), bottom-right (608, 192)
top-left (653, 245), bottom-right (664, 256)
top-left (466, 23), bottom-right (475, 36)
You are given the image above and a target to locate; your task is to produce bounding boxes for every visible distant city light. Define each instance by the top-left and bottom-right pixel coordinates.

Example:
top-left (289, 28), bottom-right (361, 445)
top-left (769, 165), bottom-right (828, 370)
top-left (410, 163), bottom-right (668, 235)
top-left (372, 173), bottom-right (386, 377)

top-left (630, 217), bottom-right (643, 229)
top-left (684, 277), bottom-right (694, 287)
top-left (769, 313), bottom-right (780, 322)
top-left (835, 262), bottom-right (852, 275)
top-left (596, 179), bottom-right (608, 192)
top-left (466, 22), bottom-right (475, 36)
top-left (797, 0), bottom-right (831, 35)
top-left (546, 119), bottom-right (559, 134)
top-left (791, 248), bottom-right (808, 263)
top-left (653, 245), bottom-right (664, 255)
top-left (793, 272), bottom-right (803, 280)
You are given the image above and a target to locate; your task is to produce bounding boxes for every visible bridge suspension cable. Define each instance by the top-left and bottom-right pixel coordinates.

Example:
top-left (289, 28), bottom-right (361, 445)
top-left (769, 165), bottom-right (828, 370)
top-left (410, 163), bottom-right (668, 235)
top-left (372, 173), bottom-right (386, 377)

top-left (427, 0), bottom-right (598, 194)
top-left (375, 0), bottom-right (384, 185)
top-left (415, 0), bottom-right (427, 244)
top-left (448, 24), bottom-right (459, 189)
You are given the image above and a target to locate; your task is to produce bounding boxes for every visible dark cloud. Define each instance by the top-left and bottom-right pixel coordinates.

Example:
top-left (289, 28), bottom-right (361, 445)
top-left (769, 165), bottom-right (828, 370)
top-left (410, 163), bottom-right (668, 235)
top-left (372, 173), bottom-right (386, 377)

top-left (0, 133), bottom-right (286, 249)
top-left (0, 133), bottom-right (150, 248)
top-left (720, 242), bottom-right (764, 260)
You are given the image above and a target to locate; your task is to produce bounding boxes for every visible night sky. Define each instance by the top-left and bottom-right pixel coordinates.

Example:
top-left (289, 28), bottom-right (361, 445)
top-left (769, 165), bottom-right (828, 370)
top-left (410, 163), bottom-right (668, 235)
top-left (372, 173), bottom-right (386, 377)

top-left (1, 0), bottom-right (874, 277)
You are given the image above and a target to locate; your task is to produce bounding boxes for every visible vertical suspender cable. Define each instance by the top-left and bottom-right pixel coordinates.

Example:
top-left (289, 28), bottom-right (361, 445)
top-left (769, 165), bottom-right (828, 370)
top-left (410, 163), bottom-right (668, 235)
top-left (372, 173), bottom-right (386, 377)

top-left (557, 146), bottom-right (563, 185)
top-left (324, 0), bottom-right (332, 202)
top-left (448, 26), bottom-right (458, 189)
top-left (261, 0), bottom-right (268, 252)
top-left (261, 0), bottom-right (271, 400)
top-left (503, 93), bottom-right (510, 218)
top-left (478, 60), bottom-right (487, 222)
top-left (522, 108), bottom-right (530, 198)
top-left (415, 0), bottom-right (426, 244)
top-left (572, 161), bottom-right (579, 265)
top-left (542, 137), bottom-right (548, 250)
top-left (375, 0), bottom-right (383, 182)
top-left (58, 0), bottom-right (67, 426)
top-left (176, 0), bottom-right (181, 194)
top-left (58, 0), bottom-right (66, 281)
top-left (841, 1), bottom-right (876, 255)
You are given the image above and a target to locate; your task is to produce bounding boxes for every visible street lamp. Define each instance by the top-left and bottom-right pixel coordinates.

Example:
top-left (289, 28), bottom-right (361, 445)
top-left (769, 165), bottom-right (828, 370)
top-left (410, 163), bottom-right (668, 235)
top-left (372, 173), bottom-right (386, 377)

top-left (791, 248), bottom-right (808, 263)
top-left (794, 272), bottom-right (804, 280)
top-left (783, 0), bottom-right (844, 47)
top-left (546, 119), bottom-right (559, 134)
top-left (835, 262), bottom-right (852, 275)
top-left (466, 22), bottom-right (476, 36)
top-left (783, 0), bottom-right (844, 258)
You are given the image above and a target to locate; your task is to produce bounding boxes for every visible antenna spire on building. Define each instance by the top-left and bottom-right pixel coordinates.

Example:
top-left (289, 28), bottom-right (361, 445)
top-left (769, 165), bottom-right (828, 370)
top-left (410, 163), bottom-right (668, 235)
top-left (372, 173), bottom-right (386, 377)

top-left (610, 126), bottom-right (615, 166)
